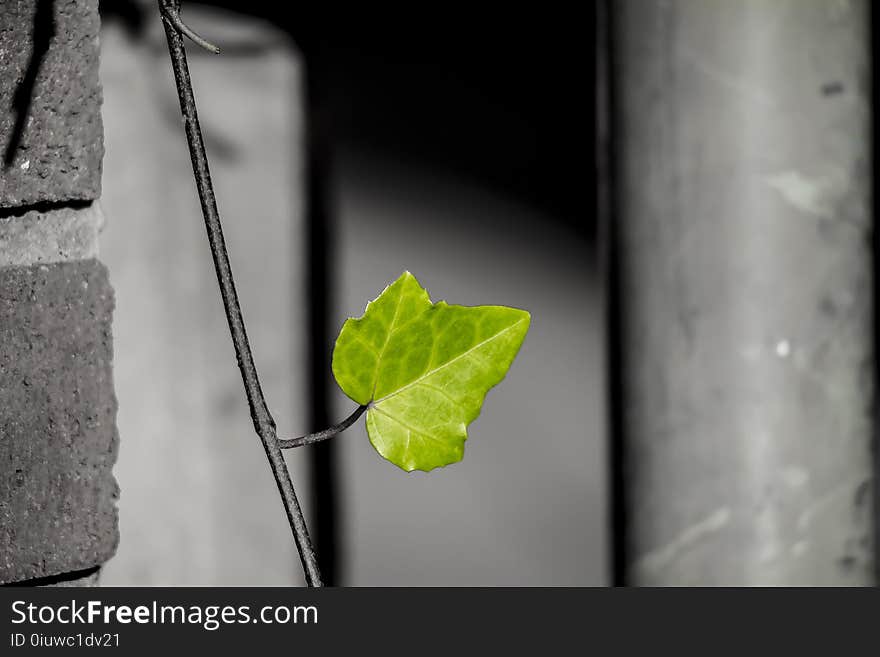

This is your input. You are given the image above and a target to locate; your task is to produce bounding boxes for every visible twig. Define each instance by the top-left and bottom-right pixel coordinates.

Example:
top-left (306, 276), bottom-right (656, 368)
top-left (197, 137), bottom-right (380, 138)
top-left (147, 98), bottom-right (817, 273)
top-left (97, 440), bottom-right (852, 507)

top-left (157, 0), bottom-right (322, 587)
top-left (159, 0), bottom-right (220, 54)
top-left (279, 405), bottom-right (369, 449)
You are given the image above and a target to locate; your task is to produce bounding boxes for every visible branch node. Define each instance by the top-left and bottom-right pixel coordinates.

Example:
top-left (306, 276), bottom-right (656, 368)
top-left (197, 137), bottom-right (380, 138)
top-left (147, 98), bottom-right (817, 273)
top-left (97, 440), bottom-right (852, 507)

top-left (160, 1), bottom-right (221, 54)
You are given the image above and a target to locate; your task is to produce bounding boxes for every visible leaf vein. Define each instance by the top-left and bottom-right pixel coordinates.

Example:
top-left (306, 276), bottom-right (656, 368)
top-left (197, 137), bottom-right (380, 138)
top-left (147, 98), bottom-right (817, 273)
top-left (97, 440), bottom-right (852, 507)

top-left (350, 334), bottom-right (381, 359)
top-left (371, 405), bottom-right (452, 448)
top-left (417, 382), bottom-right (458, 404)
top-left (371, 287), bottom-right (410, 398)
top-left (374, 318), bottom-right (527, 404)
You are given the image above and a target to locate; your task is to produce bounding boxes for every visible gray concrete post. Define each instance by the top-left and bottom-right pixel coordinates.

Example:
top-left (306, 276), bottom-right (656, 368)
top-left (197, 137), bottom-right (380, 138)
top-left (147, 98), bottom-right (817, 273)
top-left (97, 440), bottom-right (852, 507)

top-left (612, 0), bottom-right (874, 585)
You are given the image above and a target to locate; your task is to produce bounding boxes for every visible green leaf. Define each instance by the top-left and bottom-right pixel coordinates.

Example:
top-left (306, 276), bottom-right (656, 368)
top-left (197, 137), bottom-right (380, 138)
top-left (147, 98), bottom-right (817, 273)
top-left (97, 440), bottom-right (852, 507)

top-left (332, 272), bottom-right (530, 472)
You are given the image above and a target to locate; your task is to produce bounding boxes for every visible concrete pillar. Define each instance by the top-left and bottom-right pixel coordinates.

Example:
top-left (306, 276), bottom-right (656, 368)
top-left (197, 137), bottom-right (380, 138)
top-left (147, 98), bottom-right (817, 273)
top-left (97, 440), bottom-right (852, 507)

top-left (612, 0), bottom-right (873, 585)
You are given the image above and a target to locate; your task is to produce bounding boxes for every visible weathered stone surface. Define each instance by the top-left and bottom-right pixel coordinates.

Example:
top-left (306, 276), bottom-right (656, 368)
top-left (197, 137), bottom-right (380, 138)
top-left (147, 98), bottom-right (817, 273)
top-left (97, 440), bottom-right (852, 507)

top-left (0, 202), bottom-right (103, 267)
top-left (0, 259), bottom-right (118, 584)
top-left (0, 0), bottom-right (103, 207)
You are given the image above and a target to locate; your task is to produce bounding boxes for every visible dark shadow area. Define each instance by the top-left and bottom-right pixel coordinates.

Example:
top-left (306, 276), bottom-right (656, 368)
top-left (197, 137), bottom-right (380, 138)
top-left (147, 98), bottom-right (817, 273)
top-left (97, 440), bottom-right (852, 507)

top-left (158, 1), bottom-right (591, 237)
top-left (597, 0), bottom-right (627, 587)
top-left (0, 198), bottom-right (90, 220)
top-left (2, 565), bottom-right (100, 587)
top-left (98, 0), bottom-right (146, 40)
top-left (3, 0), bottom-right (55, 168)
top-left (303, 59), bottom-right (343, 586)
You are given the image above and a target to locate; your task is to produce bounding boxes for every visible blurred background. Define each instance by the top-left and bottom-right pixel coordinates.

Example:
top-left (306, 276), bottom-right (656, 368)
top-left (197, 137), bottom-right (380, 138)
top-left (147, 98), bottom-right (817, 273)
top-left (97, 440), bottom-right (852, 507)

top-left (95, 0), bottom-right (877, 587)
top-left (96, 1), bottom-right (598, 585)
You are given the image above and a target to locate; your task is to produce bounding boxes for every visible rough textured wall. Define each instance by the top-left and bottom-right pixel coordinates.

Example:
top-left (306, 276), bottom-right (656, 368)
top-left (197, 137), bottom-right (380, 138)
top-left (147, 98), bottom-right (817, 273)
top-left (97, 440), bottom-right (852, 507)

top-left (0, 0), bottom-right (103, 205)
top-left (0, 0), bottom-right (118, 585)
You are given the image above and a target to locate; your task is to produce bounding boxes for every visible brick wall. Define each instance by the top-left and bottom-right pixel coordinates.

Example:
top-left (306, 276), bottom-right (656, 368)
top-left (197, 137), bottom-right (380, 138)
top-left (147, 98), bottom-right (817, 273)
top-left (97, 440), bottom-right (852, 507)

top-left (0, 0), bottom-right (118, 585)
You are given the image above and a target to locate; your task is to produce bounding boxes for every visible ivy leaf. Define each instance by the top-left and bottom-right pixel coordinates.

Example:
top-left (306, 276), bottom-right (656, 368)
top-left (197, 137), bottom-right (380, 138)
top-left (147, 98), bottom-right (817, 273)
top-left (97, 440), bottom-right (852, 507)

top-left (332, 272), bottom-right (530, 472)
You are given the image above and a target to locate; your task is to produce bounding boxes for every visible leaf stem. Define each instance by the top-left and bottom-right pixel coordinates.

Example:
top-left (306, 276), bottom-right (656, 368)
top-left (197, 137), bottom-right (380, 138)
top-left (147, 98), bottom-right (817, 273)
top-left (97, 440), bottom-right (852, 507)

top-left (157, 0), bottom-right (322, 587)
top-left (279, 405), bottom-right (369, 449)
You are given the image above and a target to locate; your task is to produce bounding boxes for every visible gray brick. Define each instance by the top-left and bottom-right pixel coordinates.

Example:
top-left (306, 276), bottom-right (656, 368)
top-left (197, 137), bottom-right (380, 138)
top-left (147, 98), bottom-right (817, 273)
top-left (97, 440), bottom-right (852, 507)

top-left (0, 202), bottom-right (102, 267)
top-left (0, 0), bottom-right (103, 207)
top-left (0, 259), bottom-right (118, 583)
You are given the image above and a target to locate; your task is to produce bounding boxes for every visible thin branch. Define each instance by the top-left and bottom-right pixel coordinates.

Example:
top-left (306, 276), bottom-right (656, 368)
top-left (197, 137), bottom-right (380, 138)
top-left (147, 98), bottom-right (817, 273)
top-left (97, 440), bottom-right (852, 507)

top-left (279, 405), bottom-right (369, 449)
top-left (159, 1), bottom-right (220, 54)
top-left (157, 0), bottom-right (322, 587)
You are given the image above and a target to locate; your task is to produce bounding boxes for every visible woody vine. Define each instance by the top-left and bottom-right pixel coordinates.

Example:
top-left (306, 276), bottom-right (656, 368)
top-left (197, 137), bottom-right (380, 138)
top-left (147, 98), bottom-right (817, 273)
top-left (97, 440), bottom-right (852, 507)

top-left (157, 0), bottom-right (529, 588)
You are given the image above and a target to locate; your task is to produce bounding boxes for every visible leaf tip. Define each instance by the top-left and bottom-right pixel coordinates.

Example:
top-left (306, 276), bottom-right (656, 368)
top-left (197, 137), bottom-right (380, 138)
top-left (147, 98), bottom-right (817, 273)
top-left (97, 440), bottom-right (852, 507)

top-left (509, 307), bottom-right (532, 334)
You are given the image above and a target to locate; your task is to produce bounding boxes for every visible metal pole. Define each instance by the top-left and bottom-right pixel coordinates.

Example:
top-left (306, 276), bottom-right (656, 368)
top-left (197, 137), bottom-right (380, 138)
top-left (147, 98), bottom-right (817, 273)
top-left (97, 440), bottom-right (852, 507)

top-left (612, 0), bottom-right (874, 585)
